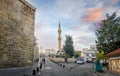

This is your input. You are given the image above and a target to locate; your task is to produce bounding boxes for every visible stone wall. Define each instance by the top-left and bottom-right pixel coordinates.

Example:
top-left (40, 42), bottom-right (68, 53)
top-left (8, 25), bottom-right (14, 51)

top-left (0, 0), bottom-right (36, 68)
top-left (34, 45), bottom-right (39, 61)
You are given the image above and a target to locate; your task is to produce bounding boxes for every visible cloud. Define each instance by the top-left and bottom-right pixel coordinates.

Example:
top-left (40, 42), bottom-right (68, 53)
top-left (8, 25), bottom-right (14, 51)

top-left (73, 31), bottom-right (96, 50)
top-left (83, 7), bottom-right (104, 22)
top-left (26, 0), bottom-right (120, 51)
top-left (109, 0), bottom-right (119, 6)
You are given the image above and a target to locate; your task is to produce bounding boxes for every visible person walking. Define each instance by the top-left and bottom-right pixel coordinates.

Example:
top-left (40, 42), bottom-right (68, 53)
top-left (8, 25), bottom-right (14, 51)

top-left (40, 62), bottom-right (42, 70)
top-left (42, 58), bottom-right (45, 64)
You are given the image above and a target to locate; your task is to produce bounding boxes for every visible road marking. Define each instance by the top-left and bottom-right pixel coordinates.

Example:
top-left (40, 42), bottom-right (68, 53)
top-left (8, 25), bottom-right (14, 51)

top-left (45, 67), bottom-right (51, 70)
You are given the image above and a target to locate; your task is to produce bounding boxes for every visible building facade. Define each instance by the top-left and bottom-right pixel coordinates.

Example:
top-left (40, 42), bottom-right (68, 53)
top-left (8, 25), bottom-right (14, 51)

top-left (89, 45), bottom-right (98, 61)
top-left (82, 45), bottom-right (98, 62)
top-left (82, 48), bottom-right (91, 62)
top-left (0, 0), bottom-right (36, 68)
top-left (34, 45), bottom-right (39, 61)
top-left (45, 49), bottom-right (56, 57)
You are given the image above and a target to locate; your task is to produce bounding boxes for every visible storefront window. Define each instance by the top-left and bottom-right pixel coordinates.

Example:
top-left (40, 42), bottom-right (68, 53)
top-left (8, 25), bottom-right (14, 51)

top-left (119, 60), bottom-right (120, 69)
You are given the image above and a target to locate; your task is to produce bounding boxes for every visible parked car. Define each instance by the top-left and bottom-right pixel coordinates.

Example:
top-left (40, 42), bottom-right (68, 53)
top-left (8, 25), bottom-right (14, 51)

top-left (75, 59), bottom-right (84, 64)
top-left (86, 60), bottom-right (95, 63)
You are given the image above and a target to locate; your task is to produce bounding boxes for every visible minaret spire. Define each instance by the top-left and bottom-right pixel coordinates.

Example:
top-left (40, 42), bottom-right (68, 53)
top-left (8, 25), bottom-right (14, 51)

top-left (58, 21), bottom-right (62, 54)
top-left (59, 21), bottom-right (61, 30)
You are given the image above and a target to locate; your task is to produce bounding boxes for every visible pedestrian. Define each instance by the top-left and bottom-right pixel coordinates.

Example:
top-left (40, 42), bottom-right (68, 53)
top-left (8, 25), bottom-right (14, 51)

top-left (40, 63), bottom-right (42, 70)
top-left (42, 58), bottom-right (45, 64)
top-left (44, 58), bottom-right (45, 64)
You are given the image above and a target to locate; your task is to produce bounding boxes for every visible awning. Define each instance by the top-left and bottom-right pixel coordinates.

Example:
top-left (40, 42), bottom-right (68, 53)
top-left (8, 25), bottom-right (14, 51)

top-left (107, 48), bottom-right (120, 57)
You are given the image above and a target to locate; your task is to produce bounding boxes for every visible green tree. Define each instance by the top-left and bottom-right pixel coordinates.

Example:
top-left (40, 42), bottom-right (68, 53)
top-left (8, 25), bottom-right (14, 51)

top-left (74, 52), bottom-right (80, 58)
top-left (96, 12), bottom-right (120, 54)
top-left (62, 53), bottom-right (69, 58)
top-left (63, 35), bottom-right (74, 57)
top-left (97, 51), bottom-right (105, 60)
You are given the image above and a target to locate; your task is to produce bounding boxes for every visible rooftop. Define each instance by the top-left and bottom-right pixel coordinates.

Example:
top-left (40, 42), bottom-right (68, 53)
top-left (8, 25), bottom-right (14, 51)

top-left (20, 0), bottom-right (36, 10)
top-left (107, 48), bottom-right (120, 57)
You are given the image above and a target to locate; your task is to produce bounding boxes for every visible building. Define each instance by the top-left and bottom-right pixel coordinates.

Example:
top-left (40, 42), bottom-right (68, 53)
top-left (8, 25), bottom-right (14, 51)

top-left (58, 22), bottom-right (62, 54)
top-left (107, 48), bottom-right (120, 73)
top-left (34, 45), bottom-right (39, 61)
top-left (0, 0), bottom-right (36, 68)
top-left (34, 37), bottom-right (40, 61)
top-left (82, 45), bottom-right (98, 62)
top-left (82, 48), bottom-right (91, 62)
top-left (45, 49), bottom-right (56, 57)
top-left (89, 45), bottom-right (98, 61)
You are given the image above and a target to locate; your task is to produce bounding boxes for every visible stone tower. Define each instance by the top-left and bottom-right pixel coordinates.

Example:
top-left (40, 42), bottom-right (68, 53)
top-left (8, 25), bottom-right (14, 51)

top-left (58, 22), bottom-right (62, 54)
top-left (0, 0), bottom-right (36, 68)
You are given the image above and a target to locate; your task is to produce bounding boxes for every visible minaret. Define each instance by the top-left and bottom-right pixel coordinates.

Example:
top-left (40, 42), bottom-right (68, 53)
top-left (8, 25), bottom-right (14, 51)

top-left (58, 22), bottom-right (62, 54)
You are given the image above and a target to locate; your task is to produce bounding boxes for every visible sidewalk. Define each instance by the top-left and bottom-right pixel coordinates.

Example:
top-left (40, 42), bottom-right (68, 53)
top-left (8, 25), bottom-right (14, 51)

top-left (0, 61), bottom-right (44, 76)
top-left (0, 67), bottom-right (33, 76)
top-left (93, 67), bottom-right (120, 76)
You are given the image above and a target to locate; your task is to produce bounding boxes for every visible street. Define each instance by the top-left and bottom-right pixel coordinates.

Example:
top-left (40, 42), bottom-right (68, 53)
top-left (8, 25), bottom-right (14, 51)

top-left (1, 0), bottom-right (120, 76)
top-left (0, 58), bottom-right (120, 76)
top-left (40, 58), bottom-right (94, 76)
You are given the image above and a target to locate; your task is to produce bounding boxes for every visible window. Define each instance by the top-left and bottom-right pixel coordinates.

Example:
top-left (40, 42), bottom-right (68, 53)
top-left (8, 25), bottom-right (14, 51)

top-left (92, 53), bottom-right (96, 57)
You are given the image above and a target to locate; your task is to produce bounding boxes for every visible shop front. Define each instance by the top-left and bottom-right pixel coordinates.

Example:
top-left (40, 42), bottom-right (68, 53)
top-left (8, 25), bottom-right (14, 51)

top-left (109, 57), bottom-right (120, 73)
top-left (107, 48), bottom-right (120, 73)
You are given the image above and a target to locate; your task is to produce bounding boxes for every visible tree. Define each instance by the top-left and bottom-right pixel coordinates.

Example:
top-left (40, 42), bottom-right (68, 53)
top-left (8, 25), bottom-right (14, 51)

top-left (74, 51), bottom-right (80, 58)
top-left (62, 53), bottom-right (69, 58)
top-left (96, 12), bottom-right (120, 54)
top-left (63, 35), bottom-right (74, 57)
top-left (97, 51), bottom-right (105, 60)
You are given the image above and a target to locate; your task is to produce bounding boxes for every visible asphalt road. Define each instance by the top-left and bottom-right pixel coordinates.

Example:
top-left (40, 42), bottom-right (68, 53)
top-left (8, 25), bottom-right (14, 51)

top-left (1, 58), bottom-right (119, 76)
top-left (40, 58), bottom-right (94, 76)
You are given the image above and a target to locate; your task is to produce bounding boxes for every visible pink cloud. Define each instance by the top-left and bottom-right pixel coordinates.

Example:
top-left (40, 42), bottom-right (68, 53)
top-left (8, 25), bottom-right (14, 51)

top-left (109, 0), bottom-right (118, 6)
top-left (83, 7), bottom-right (104, 22)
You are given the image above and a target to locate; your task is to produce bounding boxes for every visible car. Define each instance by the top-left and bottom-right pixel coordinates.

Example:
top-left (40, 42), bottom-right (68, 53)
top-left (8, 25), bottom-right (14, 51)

top-left (75, 59), bottom-right (84, 64)
top-left (86, 60), bottom-right (95, 63)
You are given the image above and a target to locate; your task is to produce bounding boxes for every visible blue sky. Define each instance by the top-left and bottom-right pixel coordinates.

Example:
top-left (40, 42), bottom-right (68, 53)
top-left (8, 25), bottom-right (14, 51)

top-left (26, 0), bottom-right (120, 51)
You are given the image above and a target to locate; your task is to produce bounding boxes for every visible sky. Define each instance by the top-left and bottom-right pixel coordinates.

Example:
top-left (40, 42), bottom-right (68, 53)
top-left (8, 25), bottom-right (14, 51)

top-left (26, 0), bottom-right (120, 51)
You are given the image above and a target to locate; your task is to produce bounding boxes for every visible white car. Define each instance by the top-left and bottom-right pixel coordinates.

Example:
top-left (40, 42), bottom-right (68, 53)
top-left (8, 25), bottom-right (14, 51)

top-left (75, 59), bottom-right (84, 64)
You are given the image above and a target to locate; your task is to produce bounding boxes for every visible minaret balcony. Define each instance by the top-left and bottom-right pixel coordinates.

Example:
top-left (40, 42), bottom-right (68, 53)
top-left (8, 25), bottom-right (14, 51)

top-left (58, 38), bottom-right (61, 40)
top-left (58, 30), bottom-right (61, 33)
